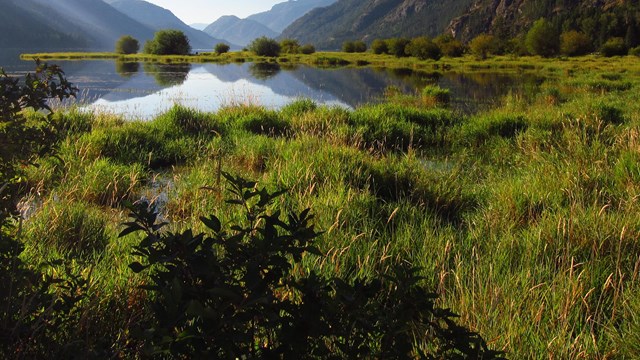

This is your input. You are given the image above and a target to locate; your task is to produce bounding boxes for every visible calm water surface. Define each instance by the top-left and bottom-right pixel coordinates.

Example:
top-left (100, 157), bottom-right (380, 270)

top-left (1, 50), bottom-right (546, 119)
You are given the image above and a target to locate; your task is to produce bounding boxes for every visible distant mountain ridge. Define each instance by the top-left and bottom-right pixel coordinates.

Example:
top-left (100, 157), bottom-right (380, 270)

top-left (280, 0), bottom-right (475, 50)
top-left (5, 0), bottom-right (156, 50)
top-left (106, 0), bottom-right (227, 50)
top-left (248, 0), bottom-right (337, 33)
top-left (203, 16), bottom-right (278, 47)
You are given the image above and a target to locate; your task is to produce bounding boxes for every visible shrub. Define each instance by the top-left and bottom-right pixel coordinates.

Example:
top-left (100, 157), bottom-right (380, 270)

top-left (115, 35), bottom-right (139, 54)
top-left (630, 46), bottom-right (640, 56)
top-left (342, 41), bottom-right (355, 53)
top-left (280, 38), bottom-right (301, 54)
top-left (144, 29), bottom-right (191, 55)
top-left (248, 36), bottom-right (281, 57)
top-left (469, 34), bottom-right (498, 59)
top-left (600, 37), bottom-right (628, 57)
top-left (434, 34), bottom-right (464, 57)
top-left (371, 39), bottom-right (388, 54)
top-left (560, 31), bottom-right (592, 56)
top-left (124, 173), bottom-right (502, 359)
top-left (387, 38), bottom-right (411, 57)
top-left (525, 18), bottom-right (559, 57)
top-left (300, 44), bottom-right (315, 54)
top-left (406, 36), bottom-right (442, 60)
top-left (352, 40), bottom-right (367, 53)
top-left (214, 42), bottom-right (230, 55)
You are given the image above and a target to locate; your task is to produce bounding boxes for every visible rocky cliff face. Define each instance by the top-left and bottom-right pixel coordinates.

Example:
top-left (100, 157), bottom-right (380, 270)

top-left (447, 0), bottom-right (628, 42)
top-left (281, 0), bottom-right (474, 49)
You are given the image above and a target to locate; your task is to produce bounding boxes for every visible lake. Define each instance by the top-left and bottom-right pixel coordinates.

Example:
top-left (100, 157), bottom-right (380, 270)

top-left (1, 51), bottom-right (546, 119)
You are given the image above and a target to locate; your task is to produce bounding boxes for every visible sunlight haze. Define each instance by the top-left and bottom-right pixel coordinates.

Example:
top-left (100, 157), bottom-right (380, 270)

top-left (144, 0), bottom-right (285, 24)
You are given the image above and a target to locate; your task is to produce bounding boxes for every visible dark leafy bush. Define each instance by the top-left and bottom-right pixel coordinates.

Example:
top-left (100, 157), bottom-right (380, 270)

top-left (143, 29), bottom-right (191, 55)
top-left (371, 39), bottom-right (389, 54)
top-left (115, 35), bottom-right (140, 54)
top-left (0, 63), bottom-right (87, 358)
top-left (342, 41), bottom-right (355, 53)
top-left (525, 18), bottom-right (559, 57)
top-left (300, 44), bottom-right (316, 54)
top-left (280, 38), bottom-right (301, 54)
top-left (434, 34), bottom-right (465, 57)
top-left (600, 37), bottom-right (628, 57)
top-left (124, 173), bottom-right (503, 359)
top-left (469, 34), bottom-right (498, 59)
top-left (406, 36), bottom-right (442, 60)
top-left (387, 38), bottom-right (411, 57)
top-left (248, 36), bottom-right (281, 57)
top-left (214, 42), bottom-right (230, 55)
top-left (560, 31), bottom-right (592, 56)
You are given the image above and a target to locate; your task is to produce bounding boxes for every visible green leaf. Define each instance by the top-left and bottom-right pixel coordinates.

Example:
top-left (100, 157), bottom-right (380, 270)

top-left (200, 215), bottom-right (221, 233)
top-left (128, 262), bottom-right (147, 273)
top-left (119, 224), bottom-right (144, 238)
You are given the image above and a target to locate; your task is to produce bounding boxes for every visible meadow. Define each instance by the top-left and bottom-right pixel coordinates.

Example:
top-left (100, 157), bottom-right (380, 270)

top-left (7, 54), bottom-right (640, 358)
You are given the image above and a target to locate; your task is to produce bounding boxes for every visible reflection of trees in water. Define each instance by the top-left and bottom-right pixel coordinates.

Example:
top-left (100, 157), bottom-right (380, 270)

top-left (115, 61), bottom-right (140, 78)
top-left (373, 67), bottom-right (442, 91)
top-left (142, 62), bottom-right (191, 86)
top-left (249, 62), bottom-right (281, 80)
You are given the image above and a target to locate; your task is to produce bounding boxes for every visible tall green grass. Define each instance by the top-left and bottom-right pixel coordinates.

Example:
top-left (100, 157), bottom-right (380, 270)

top-left (17, 62), bottom-right (640, 357)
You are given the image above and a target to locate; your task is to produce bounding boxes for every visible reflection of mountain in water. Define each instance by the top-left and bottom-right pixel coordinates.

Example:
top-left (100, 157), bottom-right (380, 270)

top-left (200, 63), bottom-right (345, 104)
top-left (2, 55), bottom-right (547, 119)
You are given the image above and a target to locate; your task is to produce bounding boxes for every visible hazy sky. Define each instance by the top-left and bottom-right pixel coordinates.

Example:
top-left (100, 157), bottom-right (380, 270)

top-left (144, 0), bottom-right (285, 24)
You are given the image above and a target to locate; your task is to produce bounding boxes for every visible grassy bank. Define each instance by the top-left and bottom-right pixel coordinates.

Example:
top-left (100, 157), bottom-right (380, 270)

top-left (21, 50), bottom-right (640, 75)
top-left (11, 61), bottom-right (640, 357)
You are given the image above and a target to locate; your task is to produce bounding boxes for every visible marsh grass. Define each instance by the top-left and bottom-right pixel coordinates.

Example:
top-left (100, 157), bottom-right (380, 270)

top-left (16, 58), bottom-right (640, 358)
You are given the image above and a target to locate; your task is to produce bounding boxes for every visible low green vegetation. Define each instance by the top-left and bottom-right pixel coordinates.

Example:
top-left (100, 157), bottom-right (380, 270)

top-left (6, 52), bottom-right (640, 358)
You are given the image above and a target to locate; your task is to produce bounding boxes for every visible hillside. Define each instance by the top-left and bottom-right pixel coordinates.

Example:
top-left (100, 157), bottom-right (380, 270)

top-left (203, 16), bottom-right (278, 47)
top-left (248, 0), bottom-right (337, 33)
top-left (280, 0), bottom-right (474, 50)
top-left (107, 0), bottom-right (226, 50)
top-left (22, 0), bottom-right (155, 50)
top-left (0, 0), bottom-right (87, 49)
top-left (447, 0), bottom-right (636, 44)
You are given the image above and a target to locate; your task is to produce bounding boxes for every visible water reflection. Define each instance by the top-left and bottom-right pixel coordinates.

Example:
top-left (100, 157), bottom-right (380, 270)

top-left (249, 62), bottom-right (281, 80)
top-left (0, 52), bottom-right (549, 120)
top-left (115, 61), bottom-right (139, 79)
top-left (142, 63), bottom-right (191, 86)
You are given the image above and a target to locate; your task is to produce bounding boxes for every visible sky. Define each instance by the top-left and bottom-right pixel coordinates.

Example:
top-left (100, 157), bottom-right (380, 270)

top-left (144, 0), bottom-right (285, 25)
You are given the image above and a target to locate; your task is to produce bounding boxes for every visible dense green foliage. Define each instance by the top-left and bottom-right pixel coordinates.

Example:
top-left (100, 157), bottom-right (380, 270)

top-left (115, 35), bottom-right (140, 55)
top-left (280, 38), bottom-right (301, 54)
top-left (124, 173), bottom-right (501, 358)
top-left (405, 36), bottom-right (442, 61)
top-left (525, 19), bottom-right (559, 57)
top-left (214, 42), bottom-right (230, 55)
top-left (248, 36), bottom-right (282, 57)
top-left (7, 54), bottom-right (640, 358)
top-left (342, 40), bottom-right (366, 53)
top-left (469, 34), bottom-right (497, 59)
top-left (600, 37), bottom-right (628, 57)
top-left (143, 29), bottom-right (191, 55)
top-left (560, 31), bottom-right (591, 57)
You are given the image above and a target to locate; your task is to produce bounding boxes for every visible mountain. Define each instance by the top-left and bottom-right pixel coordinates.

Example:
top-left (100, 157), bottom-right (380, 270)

top-left (106, 0), bottom-right (226, 50)
top-left (190, 23), bottom-right (210, 31)
top-left (248, 0), bottom-right (337, 33)
top-left (446, 0), bottom-right (633, 43)
top-left (0, 0), bottom-right (87, 49)
top-left (203, 16), bottom-right (279, 47)
top-left (2, 0), bottom-right (155, 50)
top-left (280, 0), bottom-right (474, 50)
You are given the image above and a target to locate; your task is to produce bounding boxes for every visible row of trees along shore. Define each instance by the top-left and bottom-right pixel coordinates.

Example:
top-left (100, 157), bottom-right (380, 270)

top-left (116, 19), bottom-right (640, 59)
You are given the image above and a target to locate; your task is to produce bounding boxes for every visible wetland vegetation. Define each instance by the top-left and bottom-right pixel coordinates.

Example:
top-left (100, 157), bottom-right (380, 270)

top-left (3, 52), bottom-right (640, 358)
